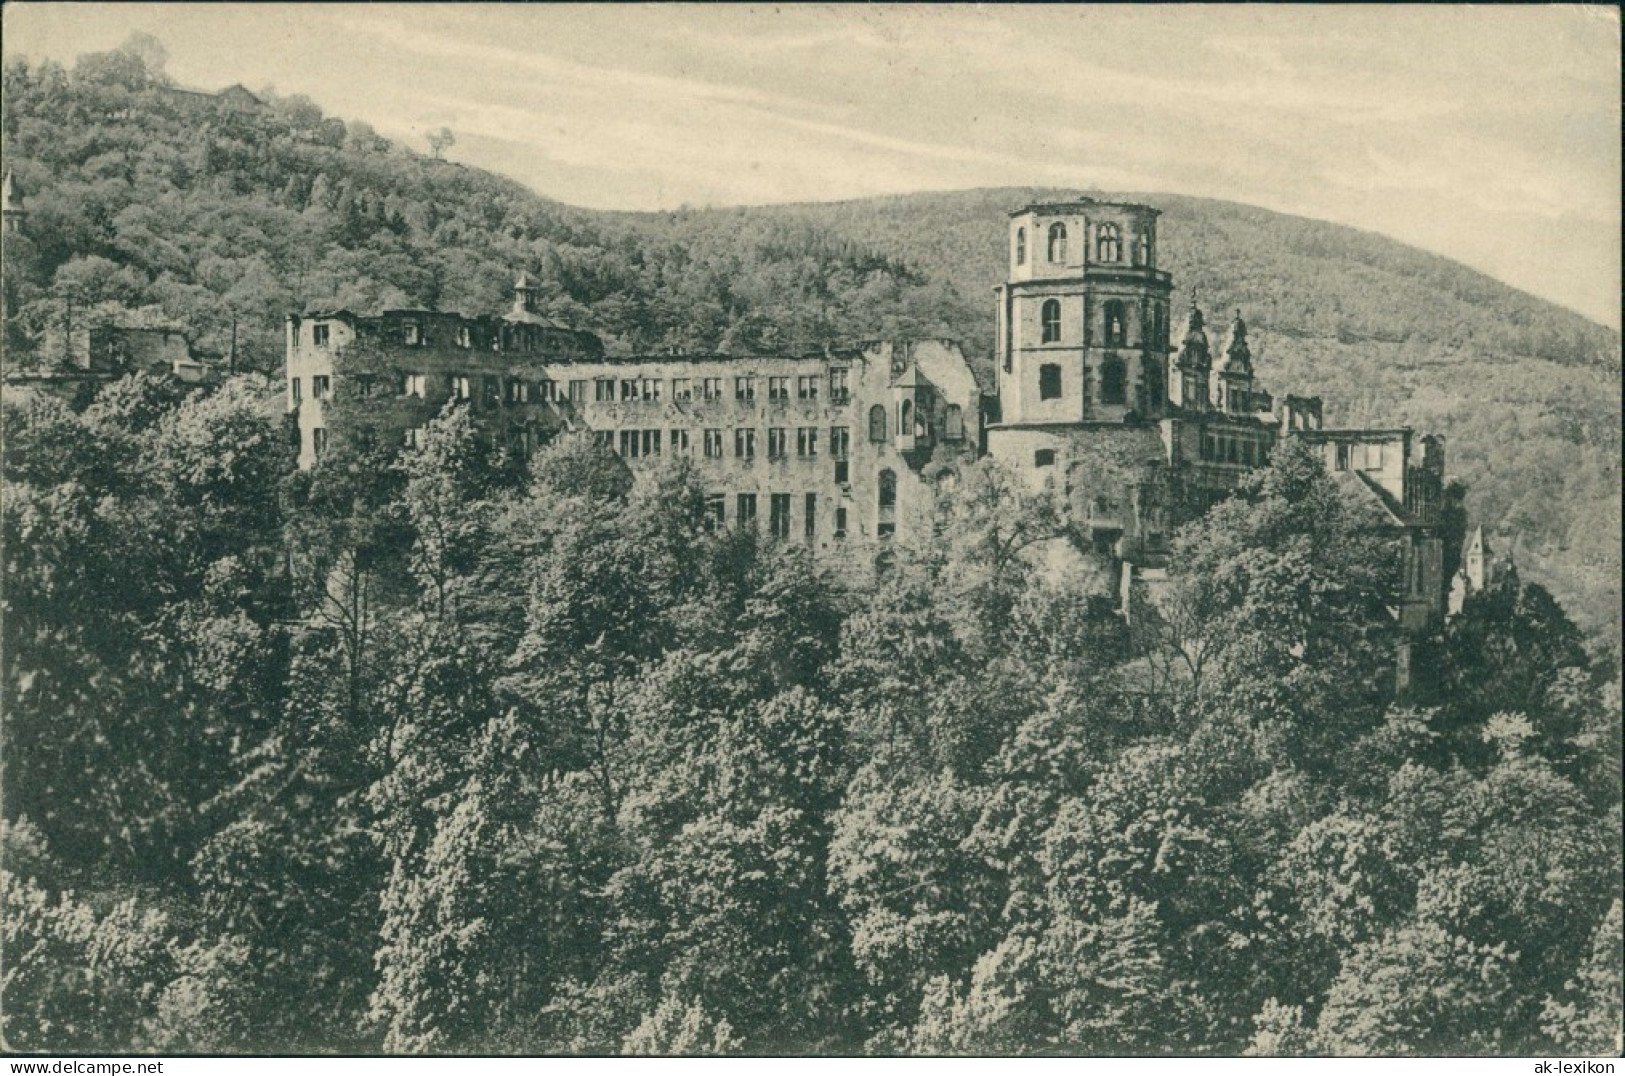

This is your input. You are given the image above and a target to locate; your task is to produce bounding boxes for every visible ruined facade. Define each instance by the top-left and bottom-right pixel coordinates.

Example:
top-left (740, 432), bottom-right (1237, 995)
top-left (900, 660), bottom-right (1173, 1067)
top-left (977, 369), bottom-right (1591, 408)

top-left (285, 279), bottom-right (980, 557)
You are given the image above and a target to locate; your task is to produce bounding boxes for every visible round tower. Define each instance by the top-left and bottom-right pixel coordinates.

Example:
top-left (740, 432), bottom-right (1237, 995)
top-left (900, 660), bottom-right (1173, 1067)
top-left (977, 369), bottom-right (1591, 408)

top-left (993, 198), bottom-right (1174, 426)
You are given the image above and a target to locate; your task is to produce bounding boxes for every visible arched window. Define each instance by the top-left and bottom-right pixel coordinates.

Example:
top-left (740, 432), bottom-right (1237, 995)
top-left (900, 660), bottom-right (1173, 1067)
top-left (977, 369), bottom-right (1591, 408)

top-left (1097, 222), bottom-right (1121, 263)
top-left (868, 403), bottom-right (888, 443)
top-left (1103, 300), bottom-right (1127, 347)
top-left (1100, 358), bottom-right (1126, 405)
top-left (1015, 227), bottom-right (1026, 266)
top-left (944, 404), bottom-right (964, 441)
top-left (1041, 299), bottom-right (1061, 343)
top-left (1047, 222), bottom-right (1067, 263)
top-left (1039, 363), bottom-right (1062, 401)
top-left (899, 398), bottom-right (914, 436)
top-left (878, 469), bottom-right (897, 508)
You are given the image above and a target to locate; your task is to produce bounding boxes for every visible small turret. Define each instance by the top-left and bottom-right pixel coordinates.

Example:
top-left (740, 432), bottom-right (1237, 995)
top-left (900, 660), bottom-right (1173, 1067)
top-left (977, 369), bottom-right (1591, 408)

top-left (512, 271), bottom-right (540, 315)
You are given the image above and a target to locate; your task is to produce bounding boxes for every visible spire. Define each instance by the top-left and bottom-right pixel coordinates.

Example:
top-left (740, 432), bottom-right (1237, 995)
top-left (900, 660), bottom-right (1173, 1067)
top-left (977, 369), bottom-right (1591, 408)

top-left (1176, 296), bottom-right (1210, 371)
top-left (1219, 309), bottom-right (1252, 375)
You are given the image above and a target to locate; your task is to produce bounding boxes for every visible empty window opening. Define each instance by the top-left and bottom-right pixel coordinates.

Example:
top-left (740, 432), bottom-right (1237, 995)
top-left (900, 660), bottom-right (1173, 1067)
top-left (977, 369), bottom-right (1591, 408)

top-left (868, 404), bottom-right (888, 443)
top-left (1039, 363), bottom-right (1063, 401)
top-left (829, 369), bottom-right (850, 402)
top-left (1099, 359), bottom-right (1126, 405)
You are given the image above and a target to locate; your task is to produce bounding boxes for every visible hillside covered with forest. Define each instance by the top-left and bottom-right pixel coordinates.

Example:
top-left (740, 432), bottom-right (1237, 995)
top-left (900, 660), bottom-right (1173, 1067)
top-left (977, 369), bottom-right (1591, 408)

top-left (2, 37), bottom-right (1621, 1057)
top-left (1, 38), bottom-right (1619, 640)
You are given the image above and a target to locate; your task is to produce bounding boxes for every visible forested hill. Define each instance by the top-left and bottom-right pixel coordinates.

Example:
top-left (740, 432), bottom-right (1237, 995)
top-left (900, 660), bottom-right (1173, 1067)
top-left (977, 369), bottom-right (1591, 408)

top-left (1, 42), bottom-right (1618, 639)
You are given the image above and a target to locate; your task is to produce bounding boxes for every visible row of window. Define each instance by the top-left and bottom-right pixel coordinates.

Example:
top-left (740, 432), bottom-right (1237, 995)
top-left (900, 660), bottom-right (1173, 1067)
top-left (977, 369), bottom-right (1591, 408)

top-left (296, 375), bottom-right (968, 445)
top-left (593, 425), bottom-right (854, 462)
top-left (1015, 222), bottom-right (1126, 267)
top-left (1037, 298), bottom-right (1145, 347)
top-left (302, 370), bottom-right (855, 406)
top-left (704, 492), bottom-right (848, 541)
top-left (1036, 361), bottom-right (1128, 405)
top-left (310, 321), bottom-right (576, 354)
top-left (1201, 432), bottom-right (1265, 466)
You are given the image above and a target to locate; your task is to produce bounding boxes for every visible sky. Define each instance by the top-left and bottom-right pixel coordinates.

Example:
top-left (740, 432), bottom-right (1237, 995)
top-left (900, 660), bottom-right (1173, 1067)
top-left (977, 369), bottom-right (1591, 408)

top-left (3, 3), bottom-right (1620, 328)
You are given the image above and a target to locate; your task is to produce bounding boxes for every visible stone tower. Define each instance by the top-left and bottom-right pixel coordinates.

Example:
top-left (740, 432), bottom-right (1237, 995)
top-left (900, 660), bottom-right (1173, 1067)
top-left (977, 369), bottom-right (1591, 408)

top-left (993, 198), bottom-right (1174, 425)
top-left (2, 172), bottom-right (25, 235)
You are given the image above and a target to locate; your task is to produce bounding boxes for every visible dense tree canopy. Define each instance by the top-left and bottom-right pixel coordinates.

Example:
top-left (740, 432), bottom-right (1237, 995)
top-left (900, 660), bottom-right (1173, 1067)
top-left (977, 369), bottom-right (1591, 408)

top-left (2, 370), bottom-right (1617, 1054)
